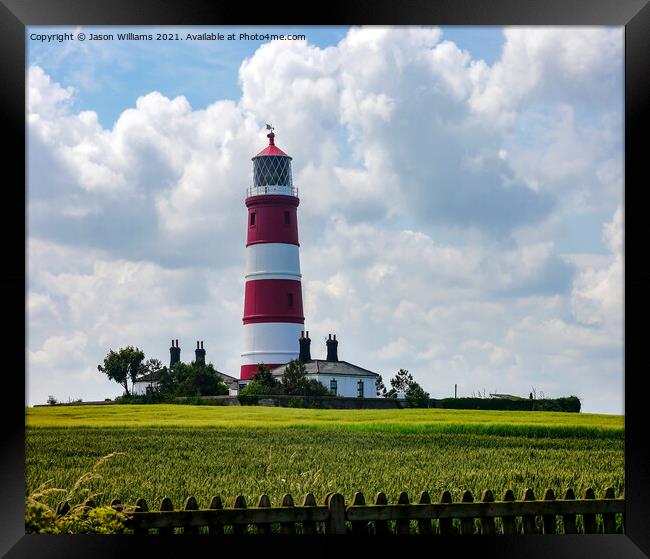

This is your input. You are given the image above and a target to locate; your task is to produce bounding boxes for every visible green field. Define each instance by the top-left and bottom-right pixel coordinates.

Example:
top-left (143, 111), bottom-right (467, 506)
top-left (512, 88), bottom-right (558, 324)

top-left (26, 405), bottom-right (624, 511)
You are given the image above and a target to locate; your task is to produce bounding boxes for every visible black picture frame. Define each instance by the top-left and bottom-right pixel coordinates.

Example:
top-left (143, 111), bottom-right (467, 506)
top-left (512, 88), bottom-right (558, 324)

top-left (4, 0), bottom-right (648, 557)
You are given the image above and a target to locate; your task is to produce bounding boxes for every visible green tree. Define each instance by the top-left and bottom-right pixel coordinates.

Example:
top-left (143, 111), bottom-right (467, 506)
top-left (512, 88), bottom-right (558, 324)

top-left (174, 361), bottom-right (229, 397)
top-left (301, 378), bottom-right (330, 397)
top-left (375, 375), bottom-right (388, 397)
top-left (251, 363), bottom-right (278, 388)
top-left (390, 369), bottom-right (415, 393)
top-left (280, 359), bottom-right (309, 395)
top-left (405, 383), bottom-right (430, 408)
top-left (97, 346), bottom-right (145, 396)
top-left (240, 363), bottom-right (282, 396)
top-left (280, 360), bottom-right (330, 397)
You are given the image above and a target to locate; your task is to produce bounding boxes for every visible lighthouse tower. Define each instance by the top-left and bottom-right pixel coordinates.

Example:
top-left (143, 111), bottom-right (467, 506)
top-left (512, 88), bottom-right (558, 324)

top-left (240, 127), bottom-right (304, 380)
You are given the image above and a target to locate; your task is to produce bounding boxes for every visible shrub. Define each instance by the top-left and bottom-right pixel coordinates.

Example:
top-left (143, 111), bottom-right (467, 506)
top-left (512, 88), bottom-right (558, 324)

top-left (237, 394), bottom-right (260, 406)
top-left (437, 396), bottom-right (581, 413)
top-left (25, 452), bottom-right (131, 534)
top-left (26, 502), bottom-right (130, 534)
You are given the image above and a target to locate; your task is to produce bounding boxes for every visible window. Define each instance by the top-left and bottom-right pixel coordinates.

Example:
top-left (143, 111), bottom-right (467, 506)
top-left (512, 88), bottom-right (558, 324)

top-left (284, 211), bottom-right (290, 225)
top-left (250, 212), bottom-right (256, 226)
top-left (287, 293), bottom-right (294, 308)
top-left (330, 378), bottom-right (337, 395)
top-left (357, 380), bottom-right (364, 398)
top-left (146, 386), bottom-right (153, 396)
top-left (253, 156), bottom-right (293, 187)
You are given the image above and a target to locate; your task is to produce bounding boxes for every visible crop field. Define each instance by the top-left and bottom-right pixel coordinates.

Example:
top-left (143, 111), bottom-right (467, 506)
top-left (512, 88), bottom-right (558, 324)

top-left (26, 405), bottom-right (624, 511)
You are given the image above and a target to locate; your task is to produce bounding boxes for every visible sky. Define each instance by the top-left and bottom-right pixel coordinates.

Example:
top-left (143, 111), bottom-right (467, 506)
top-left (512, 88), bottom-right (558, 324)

top-left (26, 25), bottom-right (624, 414)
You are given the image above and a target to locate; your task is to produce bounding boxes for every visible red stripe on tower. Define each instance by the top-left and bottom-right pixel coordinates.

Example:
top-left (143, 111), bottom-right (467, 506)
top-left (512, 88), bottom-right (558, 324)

top-left (240, 127), bottom-right (305, 380)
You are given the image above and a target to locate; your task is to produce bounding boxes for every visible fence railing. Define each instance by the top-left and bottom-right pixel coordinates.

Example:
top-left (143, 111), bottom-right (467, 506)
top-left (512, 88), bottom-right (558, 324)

top-left (59, 487), bottom-right (625, 535)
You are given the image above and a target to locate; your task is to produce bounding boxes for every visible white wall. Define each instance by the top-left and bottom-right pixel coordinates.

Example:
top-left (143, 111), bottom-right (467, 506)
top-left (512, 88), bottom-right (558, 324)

top-left (132, 381), bottom-right (157, 396)
top-left (309, 374), bottom-right (377, 398)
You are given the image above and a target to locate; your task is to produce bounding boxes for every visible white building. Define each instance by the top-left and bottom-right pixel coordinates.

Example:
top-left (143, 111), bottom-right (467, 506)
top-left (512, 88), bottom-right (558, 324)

top-left (267, 333), bottom-right (381, 398)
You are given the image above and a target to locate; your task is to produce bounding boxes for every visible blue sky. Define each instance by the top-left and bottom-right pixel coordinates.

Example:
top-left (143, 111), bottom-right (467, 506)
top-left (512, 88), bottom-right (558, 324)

top-left (26, 26), bottom-right (623, 413)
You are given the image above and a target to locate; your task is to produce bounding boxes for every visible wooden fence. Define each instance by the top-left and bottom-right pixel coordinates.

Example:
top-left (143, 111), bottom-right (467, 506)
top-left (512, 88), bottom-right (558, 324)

top-left (59, 487), bottom-right (624, 535)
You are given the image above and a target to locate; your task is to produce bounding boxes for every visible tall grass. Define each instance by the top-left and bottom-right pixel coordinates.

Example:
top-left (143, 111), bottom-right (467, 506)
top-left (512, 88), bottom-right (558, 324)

top-left (26, 426), bottom-right (623, 512)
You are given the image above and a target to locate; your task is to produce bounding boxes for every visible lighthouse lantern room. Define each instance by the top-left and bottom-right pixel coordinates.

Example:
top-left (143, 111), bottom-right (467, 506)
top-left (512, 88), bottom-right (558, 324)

top-left (240, 127), bottom-right (304, 381)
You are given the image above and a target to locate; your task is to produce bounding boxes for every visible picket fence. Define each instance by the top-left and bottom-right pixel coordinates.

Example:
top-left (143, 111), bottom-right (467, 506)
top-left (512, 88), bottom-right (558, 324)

top-left (58, 487), bottom-right (624, 535)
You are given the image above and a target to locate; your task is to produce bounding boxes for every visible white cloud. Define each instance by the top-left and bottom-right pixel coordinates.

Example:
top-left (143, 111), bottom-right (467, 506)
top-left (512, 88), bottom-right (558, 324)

top-left (571, 206), bottom-right (623, 327)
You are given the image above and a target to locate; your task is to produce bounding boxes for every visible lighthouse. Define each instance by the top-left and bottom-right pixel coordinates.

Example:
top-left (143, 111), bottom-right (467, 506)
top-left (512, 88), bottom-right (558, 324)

top-left (240, 127), bottom-right (304, 380)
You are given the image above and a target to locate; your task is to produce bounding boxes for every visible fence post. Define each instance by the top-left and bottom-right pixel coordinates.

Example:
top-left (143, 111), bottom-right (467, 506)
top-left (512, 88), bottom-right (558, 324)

top-left (417, 491), bottom-right (433, 535)
top-left (561, 488), bottom-right (577, 534)
top-left (208, 496), bottom-right (224, 535)
top-left (373, 492), bottom-right (389, 535)
top-left (158, 497), bottom-right (174, 536)
top-left (395, 492), bottom-right (411, 535)
top-left (460, 491), bottom-right (475, 535)
top-left (302, 493), bottom-right (318, 535)
top-left (583, 488), bottom-right (597, 534)
top-left (439, 491), bottom-right (453, 535)
top-left (327, 493), bottom-right (346, 534)
top-left (233, 495), bottom-right (248, 535)
top-left (183, 497), bottom-right (199, 535)
top-left (480, 490), bottom-right (496, 534)
top-left (256, 494), bottom-right (272, 535)
top-left (134, 498), bottom-right (149, 535)
top-left (602, 488), bottom-right (617, 534)
top-left (350, 492), bottom-right (368, 535)
top-left (522, 489), bottom-right (537, 534)
top-left (542, 488), bottom-right (556, 534)
top-left (280, 494), bottom-right (296, 535)
top-left (501, 490), bottom-right (516, 534)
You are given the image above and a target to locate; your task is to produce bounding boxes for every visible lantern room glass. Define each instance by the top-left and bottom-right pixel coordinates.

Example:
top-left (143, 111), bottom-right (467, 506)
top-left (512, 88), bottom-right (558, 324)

top-left (253, 155), bottom-right (293, 187)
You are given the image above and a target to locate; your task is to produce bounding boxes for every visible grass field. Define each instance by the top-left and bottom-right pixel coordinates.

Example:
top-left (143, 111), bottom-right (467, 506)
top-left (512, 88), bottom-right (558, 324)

top-left (26, 405), bottom-right (624, 512)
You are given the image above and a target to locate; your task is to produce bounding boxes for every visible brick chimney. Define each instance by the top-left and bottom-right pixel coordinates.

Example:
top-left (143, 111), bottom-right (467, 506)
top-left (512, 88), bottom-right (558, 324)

top-left (170, 339), bottom-right (181, 369)
top-left (298, 330), bottom-right (311, 362)
top-left (195, 340), bottom-right (206, 365)
top-left (326, 334), bottom-right (339, 362)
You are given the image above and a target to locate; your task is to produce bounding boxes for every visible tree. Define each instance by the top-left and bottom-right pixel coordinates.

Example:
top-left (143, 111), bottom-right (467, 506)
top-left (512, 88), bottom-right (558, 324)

top-left (279, 360), bottom-right (329, 396)
top-left (174, 361), bottom-right (229, 397)
top-left (97, 346), bottom-right (145, 396)
top-left (46, 395), bottom-right (57, 405)
top-left (385, 369), bottom-right (415, 398)
top-left (375, 375), bottom-right (388, 397)
top-left (251, 363), bottom-right (278, 388)
top-left (386, 369), bottom-right (429, 406)
top-left (240, 363), bottom-right (282, 396)
top-left (405, 383), bottom-right (430, 408)
top-left (281, 359), bottom-right (309, 395)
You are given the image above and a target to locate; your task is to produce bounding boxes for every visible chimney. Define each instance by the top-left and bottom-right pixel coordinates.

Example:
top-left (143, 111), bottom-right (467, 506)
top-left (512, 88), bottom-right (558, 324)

top-left (299, 330), bottom-right (311, 362)
top-left (170, 339), bottom-right (181, 369)
top-left (326, 333), bottom-right (339, 362)
top-left (195, 340), bottom-right (206, 365)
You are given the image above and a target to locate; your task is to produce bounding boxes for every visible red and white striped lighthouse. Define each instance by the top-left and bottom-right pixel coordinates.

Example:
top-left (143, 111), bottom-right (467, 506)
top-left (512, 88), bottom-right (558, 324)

top-left (240, 127), bottom-right (304, 380)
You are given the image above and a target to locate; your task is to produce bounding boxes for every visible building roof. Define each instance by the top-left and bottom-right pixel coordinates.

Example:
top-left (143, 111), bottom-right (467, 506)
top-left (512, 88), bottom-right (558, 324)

top-left (134, 370), bottom-right (162, 384)
top-left (252, 131), bottom-right (291, 159)
top-left (269, 360), bottom-right (380, 378)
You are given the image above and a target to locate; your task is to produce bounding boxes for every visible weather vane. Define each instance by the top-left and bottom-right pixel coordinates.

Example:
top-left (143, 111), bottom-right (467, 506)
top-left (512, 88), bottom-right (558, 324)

top-left (265, 123), bottom-right (274, 133)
